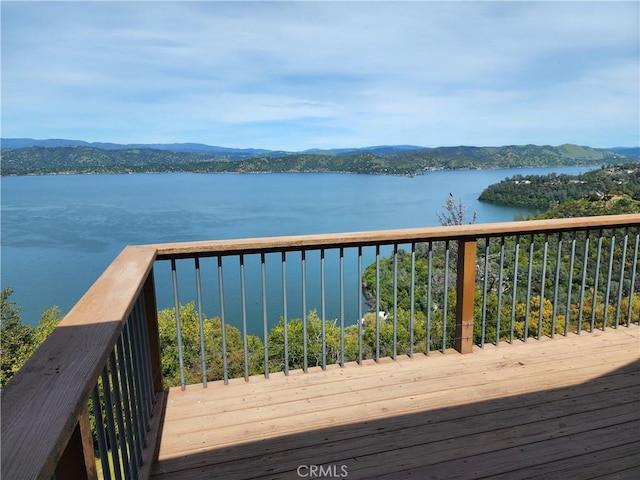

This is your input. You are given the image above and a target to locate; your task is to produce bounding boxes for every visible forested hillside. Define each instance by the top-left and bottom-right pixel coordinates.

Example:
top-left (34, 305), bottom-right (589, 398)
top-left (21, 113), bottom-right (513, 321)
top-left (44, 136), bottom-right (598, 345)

top-left (1, 143), bottom-right (631, 176)
top-left (479, 164), bottom-right (640, 210)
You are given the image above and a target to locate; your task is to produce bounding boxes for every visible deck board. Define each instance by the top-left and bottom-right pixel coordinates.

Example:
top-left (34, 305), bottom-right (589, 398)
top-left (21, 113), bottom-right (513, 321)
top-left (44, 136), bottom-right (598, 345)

top-left (151, 325), bottom-right (640, 479)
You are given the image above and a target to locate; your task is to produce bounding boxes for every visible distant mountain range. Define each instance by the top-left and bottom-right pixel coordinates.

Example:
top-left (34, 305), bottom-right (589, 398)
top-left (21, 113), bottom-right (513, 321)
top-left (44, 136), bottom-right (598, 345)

top-left (1, 138), bottom-right (638, 176)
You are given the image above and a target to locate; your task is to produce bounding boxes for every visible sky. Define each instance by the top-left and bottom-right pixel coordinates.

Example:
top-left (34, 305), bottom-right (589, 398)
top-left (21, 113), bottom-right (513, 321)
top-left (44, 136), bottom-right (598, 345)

top-left (1, 1), bottom-right (639, 151)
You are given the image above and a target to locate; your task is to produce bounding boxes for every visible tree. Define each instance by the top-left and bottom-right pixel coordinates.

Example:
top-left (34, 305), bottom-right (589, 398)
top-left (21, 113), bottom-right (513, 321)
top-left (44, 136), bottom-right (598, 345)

top-left (436, 194), bottom-right (477, 226)
top-left (1, 288), bottom-right (62, 388)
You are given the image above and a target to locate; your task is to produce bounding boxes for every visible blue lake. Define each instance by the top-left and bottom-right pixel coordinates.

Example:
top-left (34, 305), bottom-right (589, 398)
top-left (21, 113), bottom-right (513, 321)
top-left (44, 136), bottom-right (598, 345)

top-left (1, 167), bottom-right (595, 331)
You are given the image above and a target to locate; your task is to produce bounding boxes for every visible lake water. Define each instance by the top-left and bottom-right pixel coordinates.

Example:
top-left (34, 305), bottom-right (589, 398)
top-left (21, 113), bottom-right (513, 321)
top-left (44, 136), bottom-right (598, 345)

top-left (1, 167), bottom-right (595, 329)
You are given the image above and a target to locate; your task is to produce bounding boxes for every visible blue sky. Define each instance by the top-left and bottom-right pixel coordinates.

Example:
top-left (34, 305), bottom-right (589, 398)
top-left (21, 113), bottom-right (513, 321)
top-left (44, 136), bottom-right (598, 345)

top-left (2, 1), bottom-right (639, 151)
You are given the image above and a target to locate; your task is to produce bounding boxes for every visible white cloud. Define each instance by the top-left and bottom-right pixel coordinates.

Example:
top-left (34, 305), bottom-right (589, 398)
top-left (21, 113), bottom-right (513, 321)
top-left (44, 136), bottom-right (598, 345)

top-left (2, 1), bottom-right (638, 149)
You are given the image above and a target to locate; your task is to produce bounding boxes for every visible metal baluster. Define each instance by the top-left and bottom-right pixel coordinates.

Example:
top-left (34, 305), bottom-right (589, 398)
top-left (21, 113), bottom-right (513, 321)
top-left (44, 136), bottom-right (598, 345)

top-left (358, 247), bottom-right (363, 364)
top-left (615, 229), bottom-right (628, 328)
top-left (565, 233), bottom-right (576, 336)
top-left (217, 256), bottom-right (229, 384)
top-left (282, 252), bottom-right (289, 375)
top-left (91, 385), bottom-right (111, 480)
top-left (170, 259), bottom-right (186, 390)
top-left (116, 334), bottom-right (138, 479)
top-left (240, 255), bottom-right (249, 381)
top-left (537, 234), bottom-right (549, 340)
top-left (134, 297), bottom-right (154, 422)
top-left (510, 236), bottom-right (520, 343)
top-left (129, 307), bottom-right (150, 435)
top-left (627, 229), bottom-right (639, 326)
top-left (302, 250), bottom-right (308, 372)
top-left (577, 231), bottom-right (590, 334)
top-left (375, 245), bottom-right (380, 361)
top-left (392, 244), bottom-right (398, 359)
top-left (551, 233), bottom-right (563, 338)
top-left (340, 247), bottom-right (345, 367)
top-left (138, 297), bottom-right (154, 428)
top-left (410, 242), bottom-right (416, 357)
top-left (108, 350), bottom-right (131, 480)
top-left (121, 321), bottom-right (143, 468)
top-left (481, 238), bottom-right (490, 347)
top-left (524, 235), bottom-right (534, 341)
top-left (442, 240), bottom-right (450, 352)
top-left (426, 241), bottom-right (433, 355)
top-left (496, 237), bottom-right (505, 345)
top-left (261, 253), bottom-right (269, 378)
top-left (321, 249), bottom-right (327, 370)
top-left (603, 232), bottom-right (616, 330)
top-left (101, 365), bottom-right (123, 480)
top-left (195, 258), bottom-right (207, 387)
top-left (591, 231), bottom-right (603, 332)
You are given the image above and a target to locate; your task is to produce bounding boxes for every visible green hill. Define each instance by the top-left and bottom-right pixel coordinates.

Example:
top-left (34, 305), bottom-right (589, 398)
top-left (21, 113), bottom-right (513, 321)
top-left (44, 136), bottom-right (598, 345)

top-left (0, 143), bottom-right (632, 176)
top-left (479, 164), bottom-right (640, 210)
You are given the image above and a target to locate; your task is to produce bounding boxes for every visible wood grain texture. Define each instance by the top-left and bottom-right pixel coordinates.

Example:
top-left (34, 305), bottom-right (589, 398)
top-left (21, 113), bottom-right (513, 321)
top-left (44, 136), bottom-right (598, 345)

top-left (149, 214), bottom-right (640, 259)
top-left (455, 238), bottom-right (477, 354)
top-left (150, 325), bottom-right (640, 480)
top-left (1, 246), bottom-right (157, 480)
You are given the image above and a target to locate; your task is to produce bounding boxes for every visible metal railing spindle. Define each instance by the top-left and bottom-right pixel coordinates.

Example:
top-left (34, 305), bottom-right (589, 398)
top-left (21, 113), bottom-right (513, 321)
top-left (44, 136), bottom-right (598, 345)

top-left (91, 385), bottom-right (111, 480)
top-left (375, 245), bottom-right (380, 361)
top-left (217, 256), bottom-right (229, 384)
top-left (496, 237), bottom-right (505, 345)
top-left (442, 240), bottom-right (450, 352)
top-left (565, 234), bottom-right (576, 336)
top-left (282, 252), bottom-right (289, 375)
top-left (321, 249), bottom-right (327, 369)
top-left (302, 250), bottom-right (308, 372)
top-left (577, 232), bottom-right (590, 334)
top-left (392, 244), bottom-right (398, 359)
top-left (340, 248), bottom-right (345, 367)
top-left (524, 235), bottom-right (534, 341)
top-left (426, 241), bottom-right (433, 354)
top-left (590, 231), bottom-right (603, 332)
top-left (115, 334), bottom-right (139, 479)
top-left (261, 253), bottom-right (269, 378)
top-left (108, 350), bottom-right (131, 480)
top-left (551, 233), bottom-right (563, 337)
top-left (537, 234), bottom-right (549, 340)
top-left (603, 233), bottom-right (616, 330)
top-left (170, 259), bottom-right (186, 390)
top-left (194, 258), bottom-right (207, 387)
top-left (615, 229), bottom-right (628, 328)
top-left (628, 230), bottom-right (640, 326)
top-left (481, 237), bottom-right (490, 347)
top-left (240, 255), bottom-right (249, 381)
top-left (509, 236), bottom-right (520, 343)
top-left (410, 242), bottom-right (416, 357)
top-left (357, 247), bottom-right (363, 364)
top-left (100, 365), bottom-right (123, 480)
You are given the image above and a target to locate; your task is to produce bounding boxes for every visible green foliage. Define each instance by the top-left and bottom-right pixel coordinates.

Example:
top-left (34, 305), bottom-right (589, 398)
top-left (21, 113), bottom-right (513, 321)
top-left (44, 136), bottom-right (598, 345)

top-left (2, 144), bottom-right (630, 176)
top-left (1, 288), bottom-right (62, 388)
top-left (158, 301), bottom-right (264, 387)
top-left (479, 163), bottom-right (640, 210)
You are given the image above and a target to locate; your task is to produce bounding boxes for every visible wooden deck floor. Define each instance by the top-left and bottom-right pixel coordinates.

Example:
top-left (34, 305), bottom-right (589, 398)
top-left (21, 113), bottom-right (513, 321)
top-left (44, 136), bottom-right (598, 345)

top-left (150, 325), bottom-right (640, 480)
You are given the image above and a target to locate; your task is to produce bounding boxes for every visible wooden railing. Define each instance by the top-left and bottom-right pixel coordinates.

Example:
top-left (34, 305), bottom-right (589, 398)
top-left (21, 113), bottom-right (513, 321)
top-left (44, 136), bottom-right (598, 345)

top-left (1, 214), bottom-right (638, 479)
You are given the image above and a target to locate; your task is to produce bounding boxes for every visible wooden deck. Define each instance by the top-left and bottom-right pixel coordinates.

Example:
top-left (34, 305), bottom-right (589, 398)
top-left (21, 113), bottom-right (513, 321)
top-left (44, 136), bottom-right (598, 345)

top-left (150, 325), bottom-right (640, 480)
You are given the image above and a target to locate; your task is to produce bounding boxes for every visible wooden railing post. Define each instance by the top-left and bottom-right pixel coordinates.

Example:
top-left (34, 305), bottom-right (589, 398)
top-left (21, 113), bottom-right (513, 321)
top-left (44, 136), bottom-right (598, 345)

top-left (455, 238), bottom-right (477, 354)
top-left (54, 406), bottom-right (97, 480)
top-left (144, 267), bottom-right (164, 393)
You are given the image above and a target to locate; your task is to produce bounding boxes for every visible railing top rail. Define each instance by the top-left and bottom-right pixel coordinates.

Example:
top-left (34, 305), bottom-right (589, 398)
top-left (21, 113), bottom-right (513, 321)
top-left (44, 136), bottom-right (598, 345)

top-left (0, 245), bottom-right (156, 480)
top-left (148, 214), bottom-right (640, 260)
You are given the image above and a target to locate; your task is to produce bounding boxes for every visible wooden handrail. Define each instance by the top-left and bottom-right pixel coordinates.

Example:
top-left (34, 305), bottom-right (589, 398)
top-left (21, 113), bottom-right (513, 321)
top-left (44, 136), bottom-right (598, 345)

top-left (1, 246), bottom-right (157, 480)
top-left (148, 214), bottom-right (640, 259)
